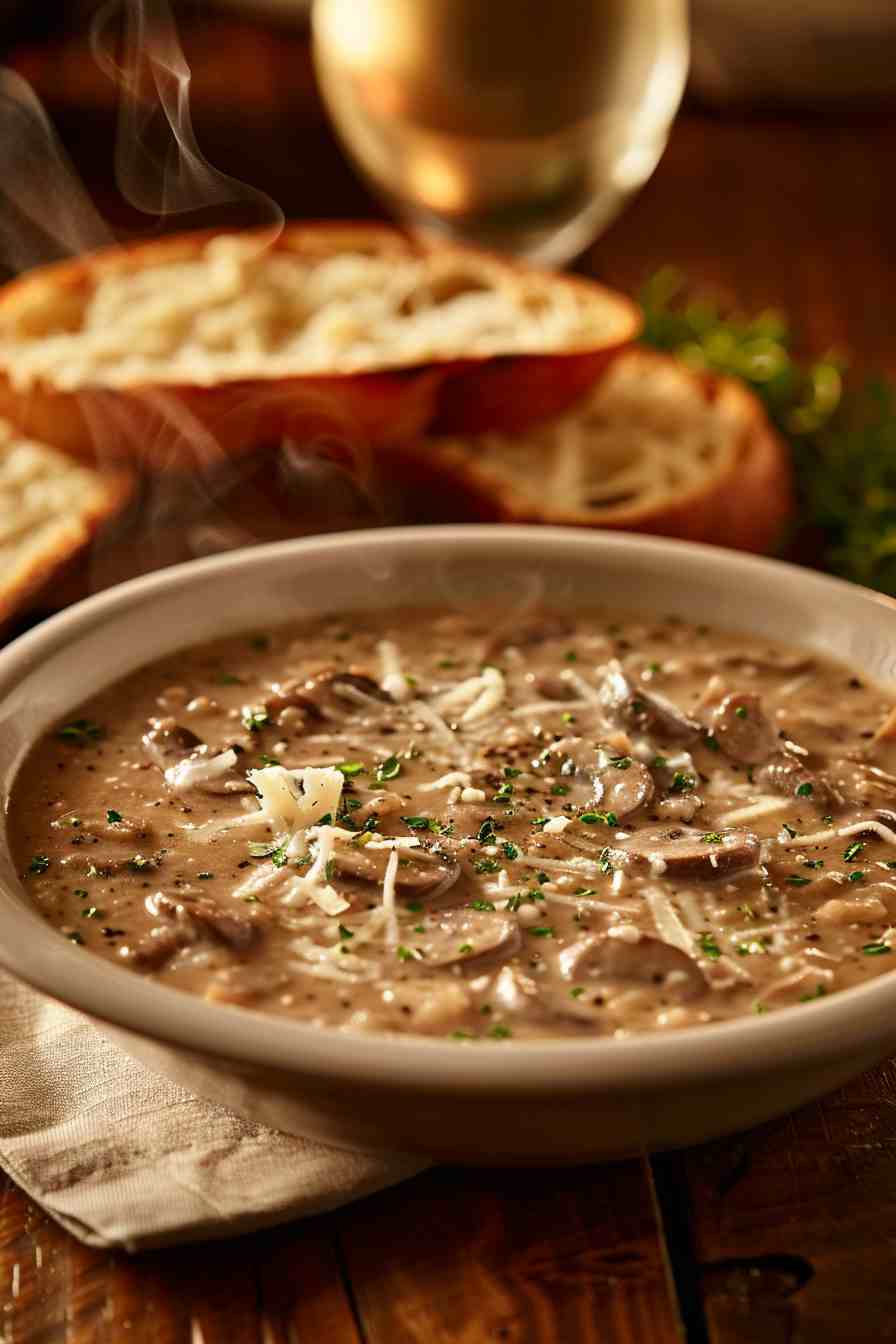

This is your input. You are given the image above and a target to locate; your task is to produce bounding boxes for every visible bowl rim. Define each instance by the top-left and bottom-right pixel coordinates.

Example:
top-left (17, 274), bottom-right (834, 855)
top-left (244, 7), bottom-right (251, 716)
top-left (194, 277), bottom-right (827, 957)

top-left (4, 523), bottom-right (896, 1094)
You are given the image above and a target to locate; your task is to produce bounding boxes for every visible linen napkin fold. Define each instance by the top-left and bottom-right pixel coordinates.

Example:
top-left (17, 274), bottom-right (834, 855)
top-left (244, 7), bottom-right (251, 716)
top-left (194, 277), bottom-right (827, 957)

top-left (0, 971), bottom-right (427, 1251)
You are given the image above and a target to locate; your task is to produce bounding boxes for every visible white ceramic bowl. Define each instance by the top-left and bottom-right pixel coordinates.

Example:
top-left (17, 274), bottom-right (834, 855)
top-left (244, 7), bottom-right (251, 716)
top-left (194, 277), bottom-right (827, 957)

top-left (3, 526), bottom-right (896, 1164)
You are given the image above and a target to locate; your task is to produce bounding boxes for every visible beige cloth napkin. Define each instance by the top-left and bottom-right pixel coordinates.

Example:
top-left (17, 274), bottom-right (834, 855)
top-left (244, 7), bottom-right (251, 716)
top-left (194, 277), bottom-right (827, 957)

top-left (0, 972), bottom-right (426, 1251)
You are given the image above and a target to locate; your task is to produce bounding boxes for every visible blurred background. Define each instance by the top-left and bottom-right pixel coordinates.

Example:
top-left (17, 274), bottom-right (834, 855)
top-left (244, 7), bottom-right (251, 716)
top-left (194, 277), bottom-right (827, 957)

top-left (1, 0), bottom-right (895, 603)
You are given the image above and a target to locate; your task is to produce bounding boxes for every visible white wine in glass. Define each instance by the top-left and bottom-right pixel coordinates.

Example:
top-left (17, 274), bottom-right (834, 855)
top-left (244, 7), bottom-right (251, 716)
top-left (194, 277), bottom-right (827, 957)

top-left (312, 0), bottom-right (688, 265)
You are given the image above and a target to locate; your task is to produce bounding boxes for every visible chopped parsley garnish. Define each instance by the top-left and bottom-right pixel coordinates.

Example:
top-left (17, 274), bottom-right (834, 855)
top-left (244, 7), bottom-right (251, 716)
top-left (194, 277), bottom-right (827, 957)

top-left (670, 772), bottom-right (696, 794)
top-left (703, 734), bottom-right (720, 752)
top-left (28, 854), bottom-right (50, 875)
top-left (580, 811), bottom-right (617, 826)
top-left (128, 855), bottom-right (153, 871)
top-left (528, 926), bottom-right (555, 938)
top-left (786, 875), bottom-right (811, 886)
top-left (843, 841), bottom-right (865, 862)
top-left (396, 945), bottom-right (416, 962)
top-left (504, 767), bottom-right (522, 780)
top-left (197, 872), bottom-right (214, 880)
top-left (488, 1024), bottom-right (512, 1039)
top-left (734, 705), bottom-right (749, 719)
top-left (597, 848), bottom-right (614, 874)
top-left (502, 842), bottom-right (519, 860)
top-left (550, 784), bottom-right (570, 796)
top-left (782, 823), bottom-right (798, 839)
top-left (737, 940), bottom-right (768, 956)
top-left (375, 755), bottom-right (401, 783)
top-left (437, 658), bottom-right (456, 669)
top-left (564, 650), bottom-right (578, 662)
top-left (696, 931), bottom-right (721, 960)
top-left (570, 987), bottom-right (585, 999)
top-left (81, 906), bottom-right (104, 920)
top-left (57, 718), bottom-right (104, 744)
top-left (652, 755), bottom-right (668, 769)
top-left (795, 781), bottom-right (814, 798)
top-left (701, 832), bottom-right (724, 844)
top-left (477, 818), bottom-right (496, 843)
top-left (849, 870), bottom-right (865, 882)
top-left (473, 857), bottom-right (501, 874)
top-left (804, 859), bottom-right (824, 869)
top-left (216, 672), bottom-right (243, 686)
top-left (470, 899), bottom-right (496, 912)
top-left (241, 707), bottom-right (269, 733)
top-left (863, 941), bottom-right (891, 956)
top-left (458, 943), bottom-right (474, 954)
top-left (336, 762), bottom-right (365, 778)
top-left (270, 846), bottom-right (288, 869)
top-left (493, 782), bottom-right (515, 801)
top-left (66, 931), bottom-right (84, 945)
top-left (73, 889), bottom-right (88, 899)
top-left (609, 756), bottom-right (632, 770)
top-left (338, 924), bottom-right (354, 942)
top-left (405, 901), bottom-right (423, 913)
top-left (800, 984), bottom-right (828, 1002)
top-left (737, 904), bottom-right (756, 920)
top-left (561, 712), bottom-right (576, 725)
top-left (259, 754), bottom-right (280, 766)
top-left (402, 815), bottom-right (447, 834)
top-left (106, 809), bottom-right (123, 823)
top-left (451, 1030), bottom-right (475, 1040)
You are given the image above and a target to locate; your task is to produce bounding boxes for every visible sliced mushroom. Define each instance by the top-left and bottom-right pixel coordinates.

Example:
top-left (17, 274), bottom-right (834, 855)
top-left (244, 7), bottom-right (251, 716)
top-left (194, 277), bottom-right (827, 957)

top-left (755, 753), bottom-right (843, 810)
top-left (330, 843), bottom-right (461, 900)
top-left (148, 892), bottom-right (266, 953)
top-left (609, 826), bottom-right (760, 880)
top-left (484, 612), bottom-right (573, 659)
top-left (412, 908), bottom-right (520, 968)
top-left (266, 667), bottom-right (393, 726)
top-left (569, 933), bottom-right (708, 1003)
top-left (600, 662), bottom-right (700, 743)
top-left (118, 924), bottom-right (191, 971)
top-left (708, 692), bottom-right (777, 765)
top-left (533, 674), bottom-right (578, 702)
top-left (142, 721), bottom-right (203, 768)
top-left (348, 789), bottom-right (404, 825)
top-left (592, 758), bottom-right (655, 819)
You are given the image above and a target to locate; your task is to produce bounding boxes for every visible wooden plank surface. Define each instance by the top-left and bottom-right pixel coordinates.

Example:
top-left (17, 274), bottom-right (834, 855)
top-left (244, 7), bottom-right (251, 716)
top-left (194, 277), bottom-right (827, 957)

top-left (681, 1065), bottom-right (896, 1344)
top-left (338, 1164), bottom-right (681, 1344)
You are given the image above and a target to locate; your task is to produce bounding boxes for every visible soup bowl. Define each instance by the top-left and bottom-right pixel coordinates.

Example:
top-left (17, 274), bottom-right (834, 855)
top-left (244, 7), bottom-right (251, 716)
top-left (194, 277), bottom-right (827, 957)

top-left (2, 525), bottom-right (896, 1164)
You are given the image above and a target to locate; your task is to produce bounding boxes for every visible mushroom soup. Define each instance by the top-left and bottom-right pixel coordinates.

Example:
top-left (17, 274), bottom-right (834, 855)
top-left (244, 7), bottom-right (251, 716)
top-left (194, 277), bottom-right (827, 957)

top-left (10, 606), bottom-right (896, 1039)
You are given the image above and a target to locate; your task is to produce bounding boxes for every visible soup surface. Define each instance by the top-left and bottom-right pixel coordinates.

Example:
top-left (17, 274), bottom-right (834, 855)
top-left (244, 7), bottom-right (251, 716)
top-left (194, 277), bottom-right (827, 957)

top-left (11, 606), bottom-right (896, 1040)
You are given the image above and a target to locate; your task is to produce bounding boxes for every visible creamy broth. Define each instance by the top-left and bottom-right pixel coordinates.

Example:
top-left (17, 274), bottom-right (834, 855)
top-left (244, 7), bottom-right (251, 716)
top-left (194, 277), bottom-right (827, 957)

top-left (10, 606), bottom-right (896, 1040)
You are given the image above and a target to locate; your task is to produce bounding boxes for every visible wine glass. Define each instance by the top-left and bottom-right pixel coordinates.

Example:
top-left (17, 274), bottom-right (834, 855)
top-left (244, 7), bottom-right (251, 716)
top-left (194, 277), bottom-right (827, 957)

top-left (312, 0), bottom-right (689, 266)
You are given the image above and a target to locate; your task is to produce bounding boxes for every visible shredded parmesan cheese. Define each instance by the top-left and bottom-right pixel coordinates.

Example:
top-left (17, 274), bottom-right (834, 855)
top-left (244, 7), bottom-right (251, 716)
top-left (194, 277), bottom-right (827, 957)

top-left (381, 847), bottom-right (400, 946)
top-left (377, 640), bottom-right (411, 703)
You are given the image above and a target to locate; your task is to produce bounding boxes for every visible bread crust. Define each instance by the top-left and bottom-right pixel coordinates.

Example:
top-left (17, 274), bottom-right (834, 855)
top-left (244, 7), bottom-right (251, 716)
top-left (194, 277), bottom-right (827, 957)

top-left (0, 222), bottom-right (639, 470)
top-left (384, 350), bottom-right (794, 556)
top-left (0, 453), bottom-right (132, 627)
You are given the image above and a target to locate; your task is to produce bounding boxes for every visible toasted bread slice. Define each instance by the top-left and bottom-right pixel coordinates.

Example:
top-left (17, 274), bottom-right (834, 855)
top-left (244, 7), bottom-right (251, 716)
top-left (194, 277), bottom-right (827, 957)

top-left (0, 223), bottom-right (639, 469)
top-left (386, 349), bottom-right (793, 554)
top-left (0, 419), bottom-right (132, 624)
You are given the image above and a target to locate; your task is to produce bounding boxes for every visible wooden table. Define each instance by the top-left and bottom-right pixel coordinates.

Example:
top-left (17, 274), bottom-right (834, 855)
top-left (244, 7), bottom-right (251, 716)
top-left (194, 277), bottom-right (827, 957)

top-left (3, 15), bottom-right (896, 1342)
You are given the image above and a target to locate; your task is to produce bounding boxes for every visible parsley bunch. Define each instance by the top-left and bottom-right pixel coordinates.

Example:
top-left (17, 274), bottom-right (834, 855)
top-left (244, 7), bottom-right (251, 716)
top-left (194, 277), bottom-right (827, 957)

top-left (639, 268), bottom-right (896, 594)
